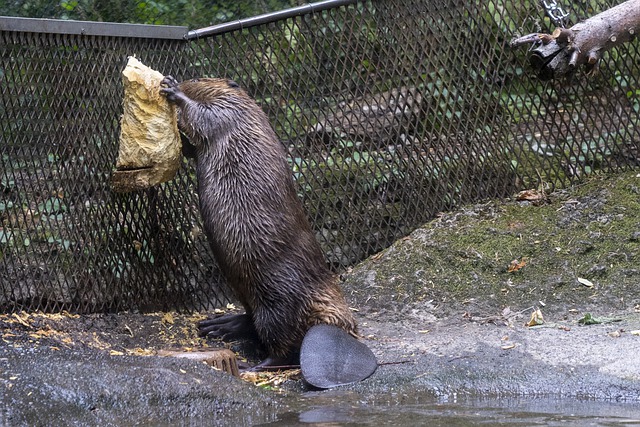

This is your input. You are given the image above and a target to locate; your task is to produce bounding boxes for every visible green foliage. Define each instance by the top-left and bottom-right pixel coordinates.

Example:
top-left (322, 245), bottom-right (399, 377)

top-left (1, 0), bottom-right (299, 27)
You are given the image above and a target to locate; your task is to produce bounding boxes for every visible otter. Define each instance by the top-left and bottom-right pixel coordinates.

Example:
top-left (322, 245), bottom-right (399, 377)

top-left (160, 76), bottom-right (358, 370)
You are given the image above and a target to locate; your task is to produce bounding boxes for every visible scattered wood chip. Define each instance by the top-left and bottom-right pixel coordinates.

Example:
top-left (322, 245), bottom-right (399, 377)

top-left (241, 369), bottom-right (301, 389)
top-left (162, 313), bottom-right (175, 325)
top-left (370, 252), bottom-right (385, 261)
top-left (630, 330), bottom-right (640, 336)
top-left (577, 277), bottom-right (595, 288)
top-left (12, 313), bottom-right (31, 328)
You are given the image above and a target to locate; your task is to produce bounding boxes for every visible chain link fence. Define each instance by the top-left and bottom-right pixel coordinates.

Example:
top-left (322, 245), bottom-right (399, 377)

top-left (1, 0), bottom-right (639, 313)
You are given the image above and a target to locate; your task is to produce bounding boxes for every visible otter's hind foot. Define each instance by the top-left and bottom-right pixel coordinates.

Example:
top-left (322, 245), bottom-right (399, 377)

top-left (198, 313), bottom-right (258, 341)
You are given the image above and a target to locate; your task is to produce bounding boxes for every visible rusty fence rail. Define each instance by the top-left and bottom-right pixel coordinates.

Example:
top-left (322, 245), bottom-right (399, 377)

top-left (1, 0), bottom-right (638, 313)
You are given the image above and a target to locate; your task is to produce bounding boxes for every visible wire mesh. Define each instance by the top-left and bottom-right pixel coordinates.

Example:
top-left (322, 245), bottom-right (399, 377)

top-left (1, 0), bottom-right (639, 313)
top-left (0, 28), bottom-right (231, 312)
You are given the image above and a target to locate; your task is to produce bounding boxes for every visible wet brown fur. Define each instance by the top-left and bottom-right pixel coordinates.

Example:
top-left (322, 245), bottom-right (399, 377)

top-left (162, 77), bottom-right (357, 361)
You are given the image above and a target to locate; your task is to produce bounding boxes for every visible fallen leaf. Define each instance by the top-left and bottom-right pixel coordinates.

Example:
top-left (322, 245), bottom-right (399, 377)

top-left (526, 308), bottom-right (544, 327)
top-left (578, 313), bottom-right (600, 325)
top-left (508, 258), bottom-right (527, 273)
top-left (578, 313), bottom-right (622, 325)
top-left (516, 189), bottom-right (547, 202)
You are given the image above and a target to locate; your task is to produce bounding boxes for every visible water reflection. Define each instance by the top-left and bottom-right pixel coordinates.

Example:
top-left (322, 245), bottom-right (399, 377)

top-left (260, 391), bottom-right (640, 426)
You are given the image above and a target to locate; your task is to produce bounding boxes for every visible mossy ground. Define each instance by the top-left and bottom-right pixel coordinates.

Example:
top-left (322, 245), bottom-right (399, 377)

top-left (343, 170), bottom-right (640, 317)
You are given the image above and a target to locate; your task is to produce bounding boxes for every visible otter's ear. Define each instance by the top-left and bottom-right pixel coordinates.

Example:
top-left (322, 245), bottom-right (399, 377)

top-left (228, 80), bottom-right (240, 89)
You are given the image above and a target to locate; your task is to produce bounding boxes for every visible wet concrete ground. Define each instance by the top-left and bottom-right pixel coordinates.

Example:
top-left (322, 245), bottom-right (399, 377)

top-left (2, 306), bottom-right (639, 426)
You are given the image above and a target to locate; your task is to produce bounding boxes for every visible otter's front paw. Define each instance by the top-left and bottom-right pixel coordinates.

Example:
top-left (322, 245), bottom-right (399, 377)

top-left (160, 75), bottom-right (181, 103)
top-left (161, 75), bottom-right (179, 88)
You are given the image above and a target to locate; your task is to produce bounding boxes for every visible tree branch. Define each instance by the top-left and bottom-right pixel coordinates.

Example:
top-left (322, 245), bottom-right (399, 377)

top-left (511, 0), bottom-right (640, 80)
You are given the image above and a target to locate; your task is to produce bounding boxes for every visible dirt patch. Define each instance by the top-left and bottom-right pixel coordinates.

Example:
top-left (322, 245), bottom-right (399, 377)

top-left (342, 170), bottom-right (640, 318)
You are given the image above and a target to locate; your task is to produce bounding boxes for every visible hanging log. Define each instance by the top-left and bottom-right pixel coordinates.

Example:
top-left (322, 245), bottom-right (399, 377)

top-left (111, 57), bottom-right (181, 193)
top-left (511, 0), bottom-right (640, 80)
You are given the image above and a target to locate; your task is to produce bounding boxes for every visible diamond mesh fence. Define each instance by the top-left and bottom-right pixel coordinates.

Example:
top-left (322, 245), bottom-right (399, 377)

top-left (1, 0), bottom-right (639, 313)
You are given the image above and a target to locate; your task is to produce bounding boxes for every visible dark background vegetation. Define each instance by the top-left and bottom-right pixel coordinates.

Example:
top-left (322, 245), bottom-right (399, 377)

top-left (0, 0), bottom-right (300, 27)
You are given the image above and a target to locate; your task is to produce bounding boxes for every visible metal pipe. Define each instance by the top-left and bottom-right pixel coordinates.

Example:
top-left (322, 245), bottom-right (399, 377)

top-left (185, 0), bottom-right (358, 40)
top-left (0, 16), bottom-right (187, 39)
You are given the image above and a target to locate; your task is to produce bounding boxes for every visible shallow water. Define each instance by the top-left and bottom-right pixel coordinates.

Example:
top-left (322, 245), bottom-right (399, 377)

top-left (261, 392), bottom-right (640, 426)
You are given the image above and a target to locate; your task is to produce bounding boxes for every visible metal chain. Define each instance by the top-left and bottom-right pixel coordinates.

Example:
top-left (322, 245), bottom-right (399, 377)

top-left (541, 0), bottom-right (570, 27)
